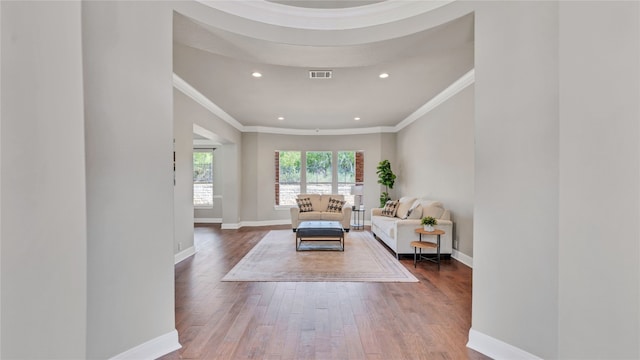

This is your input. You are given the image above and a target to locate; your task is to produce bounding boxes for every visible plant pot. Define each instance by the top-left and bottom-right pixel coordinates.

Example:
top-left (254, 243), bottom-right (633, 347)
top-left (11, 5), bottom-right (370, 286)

top-left (423, 225), bottom-right (434, 232)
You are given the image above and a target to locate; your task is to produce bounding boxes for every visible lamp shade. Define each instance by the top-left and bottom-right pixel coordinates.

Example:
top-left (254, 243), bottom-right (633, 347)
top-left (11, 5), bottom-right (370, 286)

top-left (351, 185), bottom-right (364, 195)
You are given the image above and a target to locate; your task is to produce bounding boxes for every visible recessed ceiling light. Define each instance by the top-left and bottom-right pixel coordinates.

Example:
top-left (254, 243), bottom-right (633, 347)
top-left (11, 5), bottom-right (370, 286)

top-left (252, 72), bottom-right (262, 78)
top-left (379, 73), bottom-right (389, 79)
top-left (278, 116), bottom-right (285, 121)
top-left (354, 117), bottom-right (361, 121)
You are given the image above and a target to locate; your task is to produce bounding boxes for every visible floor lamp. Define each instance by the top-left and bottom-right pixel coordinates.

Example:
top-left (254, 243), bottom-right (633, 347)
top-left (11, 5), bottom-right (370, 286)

top-left (351, 185), bottom-right (364, 210)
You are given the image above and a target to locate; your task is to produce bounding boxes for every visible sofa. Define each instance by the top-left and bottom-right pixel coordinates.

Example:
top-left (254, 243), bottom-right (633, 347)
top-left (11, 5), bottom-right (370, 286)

top-left (370, 196), bottom-right (453, 258)
top-left (290, 194), bottom-right (352, 232)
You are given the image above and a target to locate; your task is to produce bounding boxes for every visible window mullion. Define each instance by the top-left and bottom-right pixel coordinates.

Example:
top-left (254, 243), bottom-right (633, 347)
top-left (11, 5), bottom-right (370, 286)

top-left (300, 151), bottom-right (307, 194)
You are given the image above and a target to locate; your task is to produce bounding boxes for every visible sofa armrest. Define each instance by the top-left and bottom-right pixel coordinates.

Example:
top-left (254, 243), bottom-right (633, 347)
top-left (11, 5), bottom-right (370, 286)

top-left (371, 208), bottom-right (383, 217)
top-left (290, 207), bottom-right (300, 229)
top-left (342, 206), bottom-right (352, 218)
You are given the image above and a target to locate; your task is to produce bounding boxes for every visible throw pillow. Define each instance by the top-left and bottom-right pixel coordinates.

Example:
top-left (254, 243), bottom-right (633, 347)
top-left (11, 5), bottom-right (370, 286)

top-left (405, 199), bottom-right (422, 219)
top-left (381, 200), bottom-right (399, 217)
top-left (326, 197), bottom-right (346, 213)
top-left (296, 197), bottom-right (314, 212)
top-left (396, 197), bottom-right (416, 219)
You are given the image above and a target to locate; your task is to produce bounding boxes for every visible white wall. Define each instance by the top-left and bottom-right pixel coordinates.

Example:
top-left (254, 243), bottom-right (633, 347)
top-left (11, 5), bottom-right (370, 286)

top-left (397, 85), bottom-right (474, 257)
top-left (82, 2), bottom-right (177, 358)
top-left (0, 2), bottom-right (87, 358)
top-left (558, 2), bottom-right (640, 358)
top-left (472, 2), bottom-right (560, 358)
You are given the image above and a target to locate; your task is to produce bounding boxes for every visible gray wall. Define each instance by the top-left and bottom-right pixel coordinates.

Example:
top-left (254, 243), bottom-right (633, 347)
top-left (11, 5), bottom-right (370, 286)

top-left (174, 90), bottom-right (195, 254)
top-left (240, 132), bottom-right (395, 223)
top-left (82, 2), bottom-right (176, 358)
top-left (1, 2), bottom-right (87, 358)
top-left (397, 86), bottom-right (474, 257)
top-left (173, 89), bottom-right (241, 224)
top-left (558, 2), bottom-right (640, 358)
top-left (473, 2), bottom-right (560, 357)
top-left (472, 1), bottom-right (640, 359)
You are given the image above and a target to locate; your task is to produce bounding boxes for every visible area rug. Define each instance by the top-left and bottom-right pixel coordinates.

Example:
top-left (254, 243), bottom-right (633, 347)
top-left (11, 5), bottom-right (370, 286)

top-left (222, 230), bottom-right (418, 282)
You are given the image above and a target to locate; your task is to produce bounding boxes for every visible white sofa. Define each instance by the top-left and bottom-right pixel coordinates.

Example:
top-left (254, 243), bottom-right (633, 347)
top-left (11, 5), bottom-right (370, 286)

top-left (290, 194), bottom-right (352, 232)
top-left (370, 197), bottom-right (453, 258)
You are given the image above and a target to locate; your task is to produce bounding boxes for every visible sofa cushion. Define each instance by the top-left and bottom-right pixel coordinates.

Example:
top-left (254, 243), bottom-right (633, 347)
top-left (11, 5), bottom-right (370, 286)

top-left (419, 200), bottom-right (445, 219)
top-left (422, 206), bottom-right (445, 219)
top-left (381, 200), bottom-right (399, 217)
top-left (396, 197), bottom-right (416, 219)
top-left (406, 200), bottom-right (423, 219)
top-left (321, 212), bottom-right (344, 221)
top-left (298, 211), bottom-right (323, 220)
top-left (326, 197), bottom-right (345, 213)
top-left (296, 197), bottom-right (314, 212)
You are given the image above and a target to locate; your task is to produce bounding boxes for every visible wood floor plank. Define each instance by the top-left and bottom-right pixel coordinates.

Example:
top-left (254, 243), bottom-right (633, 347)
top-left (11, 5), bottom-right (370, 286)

top-left (159, 224), bottom-right (490, 360)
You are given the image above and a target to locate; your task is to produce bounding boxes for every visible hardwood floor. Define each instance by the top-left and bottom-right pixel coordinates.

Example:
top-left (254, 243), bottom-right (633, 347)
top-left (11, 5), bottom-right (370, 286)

top-left (159, 224), bottom-right (489, 360)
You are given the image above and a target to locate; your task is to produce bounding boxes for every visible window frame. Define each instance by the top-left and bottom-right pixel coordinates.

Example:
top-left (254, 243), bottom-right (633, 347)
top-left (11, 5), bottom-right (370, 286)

top-left (193, 148), bottom-right (214, 209)
top-left (275, 150), bottom-right (363, 209)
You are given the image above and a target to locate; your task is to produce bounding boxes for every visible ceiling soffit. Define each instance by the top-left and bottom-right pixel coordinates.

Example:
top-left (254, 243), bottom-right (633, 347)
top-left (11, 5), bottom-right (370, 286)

top-left (172, 1), bottom-right (475, 133)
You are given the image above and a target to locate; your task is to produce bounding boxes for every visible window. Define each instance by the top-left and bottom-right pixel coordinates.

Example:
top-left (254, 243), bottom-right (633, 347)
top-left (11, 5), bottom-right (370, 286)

top-left (193, 149), bottom-right (214, 207)
top-left (337, 151), bottom-right (356, 204)
top-left (276, 151), bottom-right (301, 206)
top-left (275, 150), bottom-right (364, 206)
top-left (306, 151), bottom-right (332, 195)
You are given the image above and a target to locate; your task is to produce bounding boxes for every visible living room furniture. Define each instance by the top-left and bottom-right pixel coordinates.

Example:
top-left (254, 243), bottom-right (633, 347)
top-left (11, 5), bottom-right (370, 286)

top-left (290, 194), bottom-right (352, 232)
top-left (412, 228), bottom-right (445, 270)
top-left (351, 207), bottom-right (365, 230)
top-left (370, 196), bottom-right (453, 258)
top-left (351, 184), bottom-right (364, 209)
top-left (296, 221), bottom-right (344, 251)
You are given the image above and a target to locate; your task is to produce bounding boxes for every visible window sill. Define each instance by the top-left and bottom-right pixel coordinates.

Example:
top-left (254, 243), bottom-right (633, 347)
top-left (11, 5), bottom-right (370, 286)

top-left (194, 205), bottom-right (214, 210)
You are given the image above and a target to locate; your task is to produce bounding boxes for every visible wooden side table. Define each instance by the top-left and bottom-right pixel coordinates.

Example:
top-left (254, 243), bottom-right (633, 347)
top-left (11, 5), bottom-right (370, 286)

top-left (411, 228), bottom-right (445, 270)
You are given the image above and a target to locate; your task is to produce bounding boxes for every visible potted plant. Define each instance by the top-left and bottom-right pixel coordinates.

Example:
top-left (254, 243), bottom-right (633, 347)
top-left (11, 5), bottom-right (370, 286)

top-left (421, 216), bottom-right (437, 231)
top-left (376, 159), bottom-right (396, 207)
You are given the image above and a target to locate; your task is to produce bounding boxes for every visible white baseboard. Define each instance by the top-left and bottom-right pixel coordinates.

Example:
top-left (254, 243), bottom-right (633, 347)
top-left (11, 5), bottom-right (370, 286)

top-left (174, 246), bottom-right (196, 264)
top-left (240, 219), bottom-right (291, 227)
top-left (110, 329), bottom-right (181, 360)
top-left (221, 222), bottom-right (241, 229)
top-left (452, 249), bottom-right (473, 268)
top-left (467, 328), bottom-right (542, 360)
top-left (194, 217), bottom-right (221, 223)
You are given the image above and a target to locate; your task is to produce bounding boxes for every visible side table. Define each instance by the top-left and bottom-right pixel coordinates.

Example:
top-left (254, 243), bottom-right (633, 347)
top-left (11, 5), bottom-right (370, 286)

top-left (351, 207), bottom-right (365, 230)
top-left (411, 228), bottom-right (445, 270)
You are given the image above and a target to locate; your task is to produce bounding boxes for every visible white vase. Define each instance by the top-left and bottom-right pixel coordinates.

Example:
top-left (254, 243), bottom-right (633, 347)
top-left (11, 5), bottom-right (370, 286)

top-left (424, 225), bottom-right (434, 231)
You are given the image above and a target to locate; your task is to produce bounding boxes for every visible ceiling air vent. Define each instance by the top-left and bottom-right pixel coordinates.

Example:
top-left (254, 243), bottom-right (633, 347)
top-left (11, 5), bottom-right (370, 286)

top-left (309, 70), bottom-right (332, 79)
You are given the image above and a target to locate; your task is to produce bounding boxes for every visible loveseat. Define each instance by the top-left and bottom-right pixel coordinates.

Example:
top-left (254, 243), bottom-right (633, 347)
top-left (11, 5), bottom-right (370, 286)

top-left (370, 196), bottom-right (453, 258)
top-left (290, 194), bottom-right (352, 232)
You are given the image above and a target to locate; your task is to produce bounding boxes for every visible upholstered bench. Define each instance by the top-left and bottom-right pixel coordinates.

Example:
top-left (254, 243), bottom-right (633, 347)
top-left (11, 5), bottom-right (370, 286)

top-left (295, 221), bottom-right (344, 251)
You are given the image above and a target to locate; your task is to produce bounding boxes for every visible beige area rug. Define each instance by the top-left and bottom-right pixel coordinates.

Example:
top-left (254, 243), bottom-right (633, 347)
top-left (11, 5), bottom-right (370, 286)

top-left (222, 230), bottom-right (418, 282)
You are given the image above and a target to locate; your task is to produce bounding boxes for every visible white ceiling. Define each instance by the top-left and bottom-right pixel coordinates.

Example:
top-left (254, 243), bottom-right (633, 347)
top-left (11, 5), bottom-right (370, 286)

top-left (173, 1), bottom-right (474, 131)
top-left (267, 0), bottom-right (386, 9)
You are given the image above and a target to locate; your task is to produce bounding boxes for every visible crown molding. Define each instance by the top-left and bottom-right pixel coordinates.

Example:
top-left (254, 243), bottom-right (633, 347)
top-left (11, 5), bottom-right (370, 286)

top-left (173, 73), bottom-right (244, 132)
top-left (195, 0), bottom-right (454, 31)
top-left (173, 70), bottom-right (474, 136)
top-left (243, 126), bottom-right (396, 135)
top-left (395, 69), bottom-right (475, 132)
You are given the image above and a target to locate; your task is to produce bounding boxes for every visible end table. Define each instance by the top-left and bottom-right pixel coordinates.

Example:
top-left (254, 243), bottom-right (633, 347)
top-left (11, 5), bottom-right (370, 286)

top-left (411, 228), bottom-right (445, 270)
top-left (351, 206), bottom-right (365, 230)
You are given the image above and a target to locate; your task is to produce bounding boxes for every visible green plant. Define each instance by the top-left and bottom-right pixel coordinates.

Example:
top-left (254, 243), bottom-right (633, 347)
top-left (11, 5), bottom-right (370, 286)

top-left (376, 159), bottom-right (396, 207)
top-left (421, 216), bottom-right (438, 226)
